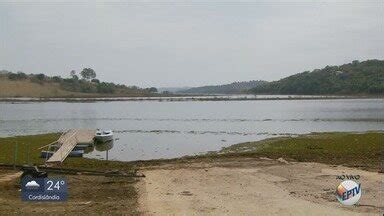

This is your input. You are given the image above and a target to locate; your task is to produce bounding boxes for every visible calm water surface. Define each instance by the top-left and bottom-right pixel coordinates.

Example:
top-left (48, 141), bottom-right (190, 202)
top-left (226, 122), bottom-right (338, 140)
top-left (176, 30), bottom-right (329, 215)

top-left (0, 99), bottom-right (383, 161)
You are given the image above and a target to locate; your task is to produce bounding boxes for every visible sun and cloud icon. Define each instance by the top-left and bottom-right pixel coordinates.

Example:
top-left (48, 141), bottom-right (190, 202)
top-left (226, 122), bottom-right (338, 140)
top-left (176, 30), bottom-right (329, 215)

top-left (25, 180), bottom-right (40, 189)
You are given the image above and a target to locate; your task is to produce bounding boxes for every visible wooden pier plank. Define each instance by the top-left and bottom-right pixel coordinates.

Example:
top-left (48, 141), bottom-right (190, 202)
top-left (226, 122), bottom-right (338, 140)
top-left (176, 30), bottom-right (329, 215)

top-left (46, 129), bottom-right (95, 163)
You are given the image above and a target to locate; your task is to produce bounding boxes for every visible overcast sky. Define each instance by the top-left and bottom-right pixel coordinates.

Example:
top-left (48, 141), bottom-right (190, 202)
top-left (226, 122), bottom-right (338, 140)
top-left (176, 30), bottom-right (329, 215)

top-left (0, 1), bottom-right (383, 87)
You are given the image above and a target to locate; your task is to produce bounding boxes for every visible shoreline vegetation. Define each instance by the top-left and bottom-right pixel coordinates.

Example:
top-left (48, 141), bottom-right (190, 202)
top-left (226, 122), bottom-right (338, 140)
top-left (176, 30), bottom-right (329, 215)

top-left (0, 95), bottom-right (382, 102)
top-left (0, 131), bottom-right (382, 171)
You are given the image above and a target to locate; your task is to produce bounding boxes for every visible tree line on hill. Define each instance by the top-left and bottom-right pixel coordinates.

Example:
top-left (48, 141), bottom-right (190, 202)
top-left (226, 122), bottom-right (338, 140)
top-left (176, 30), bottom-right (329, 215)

top-left (179, 80), bottom-right (267, 94)
top-left (249, 59), bottom-right (384, 95)
top-left (0, 68), bottom-right (158, 95)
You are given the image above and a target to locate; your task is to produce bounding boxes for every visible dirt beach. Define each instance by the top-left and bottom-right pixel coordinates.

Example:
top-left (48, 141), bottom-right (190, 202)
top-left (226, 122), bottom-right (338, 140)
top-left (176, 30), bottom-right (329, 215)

top-left (0, 157), bottom-right (382, 215)
top-left (137, 157), bottom-right (383, 215)
top-left (0, 171), bottom-right (139, 215)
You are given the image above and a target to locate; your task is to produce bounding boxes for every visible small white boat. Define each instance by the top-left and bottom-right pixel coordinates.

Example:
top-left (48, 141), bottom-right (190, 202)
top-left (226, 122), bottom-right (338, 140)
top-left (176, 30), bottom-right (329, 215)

top-left (95, 130), bottom-right (114, 142)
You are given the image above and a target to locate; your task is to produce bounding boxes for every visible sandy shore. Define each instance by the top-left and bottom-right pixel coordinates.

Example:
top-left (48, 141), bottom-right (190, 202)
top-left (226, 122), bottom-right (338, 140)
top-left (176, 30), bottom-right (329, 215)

top-left (137, 157), bottom-right (383, 215)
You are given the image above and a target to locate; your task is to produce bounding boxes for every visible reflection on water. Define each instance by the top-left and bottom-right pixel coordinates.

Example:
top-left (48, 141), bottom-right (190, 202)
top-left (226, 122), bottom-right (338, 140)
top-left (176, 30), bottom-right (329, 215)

top-left (94, 140), bottom-right (114, 152)
top-left (83, 145), bottom-right (95, 154)
top-left (0, 98), bottom-right (383, 161)
top-left (91, 140), bottom-right (114, 160)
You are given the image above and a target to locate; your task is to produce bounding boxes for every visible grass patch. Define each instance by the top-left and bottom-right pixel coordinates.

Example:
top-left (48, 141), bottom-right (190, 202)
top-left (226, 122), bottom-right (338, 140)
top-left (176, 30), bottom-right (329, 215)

top-left (0, 133), bottom-right (133, 171)
top-left (219, 131), bottom-right (383, 171)
top-left (1, 131), bottom-right (382, 171)
top-left (0, 133), bottom-right (60, 165)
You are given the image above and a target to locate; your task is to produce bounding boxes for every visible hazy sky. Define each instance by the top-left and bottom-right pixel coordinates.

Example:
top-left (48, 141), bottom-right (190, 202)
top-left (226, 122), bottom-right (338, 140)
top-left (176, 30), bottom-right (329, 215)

top-left (0, 1), bottom-right (383, 87)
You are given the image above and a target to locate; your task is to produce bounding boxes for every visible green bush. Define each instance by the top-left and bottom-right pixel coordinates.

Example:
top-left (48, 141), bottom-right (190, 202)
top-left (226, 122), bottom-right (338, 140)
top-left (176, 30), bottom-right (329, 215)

top-left (51, 76), bottom-right (63, 83)
top-left (8, 72), bottom-right (28, 80)
top-left (97, 82), bottom-right (116, 94)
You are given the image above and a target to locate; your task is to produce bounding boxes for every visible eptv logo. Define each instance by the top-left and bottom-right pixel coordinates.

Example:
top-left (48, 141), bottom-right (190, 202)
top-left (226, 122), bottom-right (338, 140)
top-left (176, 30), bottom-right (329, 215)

top-left (336, 180), bottom-right (361, 206)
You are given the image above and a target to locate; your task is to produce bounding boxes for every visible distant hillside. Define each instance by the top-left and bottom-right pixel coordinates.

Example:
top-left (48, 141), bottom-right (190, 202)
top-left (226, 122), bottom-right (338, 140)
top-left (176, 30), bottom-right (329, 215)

top-left (179, 80), bottom-right (267, 94)
top-left (158, 87), bottom-right (191, 93)
top-left (250, 60), bottom-right (384, 95)
top-left (0, 70), bottom-right (158, 98)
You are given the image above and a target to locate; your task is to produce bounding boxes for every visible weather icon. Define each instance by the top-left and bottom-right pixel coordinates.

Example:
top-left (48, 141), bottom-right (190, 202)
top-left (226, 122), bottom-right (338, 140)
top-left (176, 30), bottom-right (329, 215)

top-left (25, 180), bottom-right (40, 189)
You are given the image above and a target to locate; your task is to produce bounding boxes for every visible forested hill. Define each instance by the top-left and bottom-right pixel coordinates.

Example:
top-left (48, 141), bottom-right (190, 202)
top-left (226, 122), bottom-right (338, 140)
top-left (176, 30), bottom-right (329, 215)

top-left (179, 80), bottom-right (267, 94)
top-left (249, 60), bottom-right (384, 95)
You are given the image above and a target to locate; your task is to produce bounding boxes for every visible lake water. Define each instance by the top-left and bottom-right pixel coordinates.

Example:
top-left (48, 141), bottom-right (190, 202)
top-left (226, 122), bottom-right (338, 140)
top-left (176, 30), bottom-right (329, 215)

top-left (0, 98), bottom-right (383, 161)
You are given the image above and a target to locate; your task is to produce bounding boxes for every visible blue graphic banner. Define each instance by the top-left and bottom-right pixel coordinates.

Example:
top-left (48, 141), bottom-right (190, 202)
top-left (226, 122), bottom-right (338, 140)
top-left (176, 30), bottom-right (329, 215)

top-left (21, 177), bottom-right (68, 202)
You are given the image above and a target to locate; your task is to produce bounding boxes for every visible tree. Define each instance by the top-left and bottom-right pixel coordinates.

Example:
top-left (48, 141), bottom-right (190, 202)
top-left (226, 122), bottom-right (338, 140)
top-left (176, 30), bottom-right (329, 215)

top-left (148, 87), bottom-right (158, 93)
top-left (52, 76), bottom-right (62, 82)
top-left (97, 82), bottom-right (115, 94)
top-left (35, 74), bottom-right (45, 81)
top-left (91, 78), bottom-right (100, 83)
top-left (70, 70), bottom-right (78, 80)
top-left (8, 72), bottom-right (27, 80)
top-left (80, 68), bottom-right (96, 81)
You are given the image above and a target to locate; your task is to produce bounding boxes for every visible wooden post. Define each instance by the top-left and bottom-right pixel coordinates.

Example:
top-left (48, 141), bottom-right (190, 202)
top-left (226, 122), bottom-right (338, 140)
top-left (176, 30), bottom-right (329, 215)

top-left (106, 150), bottom-right (109, 161)
top-left (13, 142), bottom-right (18, 169)
top-left (26, 143), bottom-right (30, 165)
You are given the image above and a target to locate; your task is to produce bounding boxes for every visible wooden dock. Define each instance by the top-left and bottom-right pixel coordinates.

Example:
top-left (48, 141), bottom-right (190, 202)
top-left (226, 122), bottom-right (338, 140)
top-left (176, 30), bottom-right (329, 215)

top-left (46, 129), bottom-right (95, 163)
